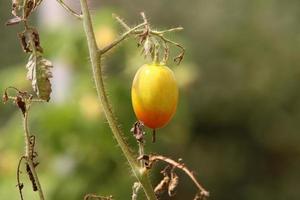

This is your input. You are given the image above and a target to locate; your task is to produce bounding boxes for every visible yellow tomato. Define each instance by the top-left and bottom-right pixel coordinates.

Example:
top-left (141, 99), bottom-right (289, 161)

top-left (131, 63), bottom-right (178, 129)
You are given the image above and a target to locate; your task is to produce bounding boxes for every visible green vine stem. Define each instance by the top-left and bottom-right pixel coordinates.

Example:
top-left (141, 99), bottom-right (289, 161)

top-left (79, 0), bottom-right (157, 199)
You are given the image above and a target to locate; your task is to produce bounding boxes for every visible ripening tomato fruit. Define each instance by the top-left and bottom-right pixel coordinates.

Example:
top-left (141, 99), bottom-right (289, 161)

top-left (131, 63), bottom-right (178, 129)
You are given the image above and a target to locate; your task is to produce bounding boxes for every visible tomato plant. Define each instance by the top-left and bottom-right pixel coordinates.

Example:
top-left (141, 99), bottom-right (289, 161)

top-left (131, 63), bottom-right (178, 129)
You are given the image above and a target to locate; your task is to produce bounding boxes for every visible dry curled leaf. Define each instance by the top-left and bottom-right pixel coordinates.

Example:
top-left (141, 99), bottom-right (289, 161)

top-left (18, 29), bottom-right (43, 53)
top-left (2, 91), bottom-right (9, 103)
top-left (174, 51), bottom-right (185, 65)
top-left (24, 0), bottom-right (43, 18)
top-left (6, 16), bottom-right (22, 26)
top-left (11, 0), bottom-right (22, 17)
top-left (168, 170), bottom-right (179, 196)
top-left (154, 175), bottom-right (170, 196)
top-left (26, 53), bottom-right (53, 101)
top-left (15, 96), bottom-right (26, 116)
top-left (31, 30), bottom-right (43, 53)
top-left (26, 163), bottom-right (38, 191)
top-left (9, 0), bottom-right (42, 20)
top-left (18, 32), bottom-right (31, 53)
top-left (130, 121), bottom-right (145, 143)
top-left (154, 166), bottom-right (172, 197)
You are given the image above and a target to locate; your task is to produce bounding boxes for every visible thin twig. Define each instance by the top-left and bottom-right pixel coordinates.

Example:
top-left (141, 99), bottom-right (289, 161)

top-left (149, 31), bottom-right (185, 64)
top-left (140, 155), bottom-right (209, 198)
top-left (16, 156), bottom-right (25, 200)
top-left (23, 104), bottom-right (45, 200)
top-left (153, 27), bottom-right (184, 34)
top-left (84, 194), bottom-right (113, 200)
top-left (111, 13), bottom-right (185, 64)
top-left (112, 14), bottom-right (131, 30)
top-left (56, 0), bottom-right (82, 20)
top-left (7, 96), bottom-right (45, 102)
top-left (99, 22), bottom-right (147, 54)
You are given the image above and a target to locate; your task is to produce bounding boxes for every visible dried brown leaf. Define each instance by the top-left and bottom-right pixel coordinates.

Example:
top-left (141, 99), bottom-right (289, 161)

top-left (168, 171), bottom-right (179, 196)
top-left (26, 53), bottom-right (53, 101)
top-left (130, 121), bottom-right (145, 142)
top-left (6, 16), bottom-right (22, 26)
top-left (2, 91), bottom-right (9, 104)
top-left (154, 175), bottom-right (170, 196)
top-left (15, 96), bottom-right (26, 116)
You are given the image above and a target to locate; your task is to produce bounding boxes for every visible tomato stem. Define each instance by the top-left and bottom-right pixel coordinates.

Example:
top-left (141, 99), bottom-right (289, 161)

top-left (79, 1), bottom-right (157, 199)
top-left (152, 129), bottom-right (156, 143)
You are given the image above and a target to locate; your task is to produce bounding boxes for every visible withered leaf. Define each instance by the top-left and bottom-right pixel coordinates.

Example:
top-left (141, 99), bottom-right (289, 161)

top-left (32, 30), bottom-right (43, 53)
top-left (168, 171), bottom-right (179, 196)
top-left (24, 0), bottom-right (34, 18)
top-left (15, 96), bottom-right (26, 116)
top-left (2, 91), bottom-right (8, 103)
top-left (18, 32), bottom-right (31, 53)
top-left (26, 53), bottom-right (53, 101)
top-left (11, 0), bottom-right (22, 17)
top-left (18, 29), bottom-right (43, 53)
top-left (23, 0), bottom-right (43, 19)
top-left (154, 176), bottom-right (170, 196)
top-left (26, 163), bottom-right (38, 191)
top-left (6, 16), bottom-right (22, 26)
top-left (131, 121), bottom-right (145, 142)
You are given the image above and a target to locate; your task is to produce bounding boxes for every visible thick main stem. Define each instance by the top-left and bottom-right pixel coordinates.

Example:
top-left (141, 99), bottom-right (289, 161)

top-left (79, 0), bottom-right (156, 199)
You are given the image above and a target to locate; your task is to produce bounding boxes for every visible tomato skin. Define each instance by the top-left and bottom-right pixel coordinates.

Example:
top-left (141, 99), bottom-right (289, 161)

top-left (131, 63), bottom-right (178, 129)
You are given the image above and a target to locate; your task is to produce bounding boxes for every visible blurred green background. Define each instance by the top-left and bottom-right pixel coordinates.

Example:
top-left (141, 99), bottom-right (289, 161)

top-left (1, 0), bottom-right (300, 199)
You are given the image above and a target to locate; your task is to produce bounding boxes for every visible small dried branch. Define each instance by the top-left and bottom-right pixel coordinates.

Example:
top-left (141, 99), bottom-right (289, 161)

top-left (154, 166), bottom-right (170, 196)
top-left (56, 0), bottom-right (82, 20)
top-left (150, 33), bottom-right (185, 64)
top-left (99, 22), bottom-right (147, 54)
top-left (139, 154), bottom-right (210, 199)
top-left (153, 27), bottom-right (184, 34)
top-left (101, 12), bottom-right (185, 64)
top-left (6, 0), bottom-right (53, 102)
top-left (168, 167), bottom-right (179, 196)
top-left (5, 3), bottom-right (49, 198)
top-left (153, 165), bottom-right (179, 198)
top-left (84, 194), bottom-right (113, 200)
top-left (23, 100), bottom-right (45, 200)
top-left (3, 88), bottom-right (45, 200)
top-left (16, 156), bottom-right (25, 200)
top-left (194, 192), bottom-right (208, 200)
top-left (6, 95), bottom-right (45, 103)
top-left (113, 14), bottom-right (131, 30)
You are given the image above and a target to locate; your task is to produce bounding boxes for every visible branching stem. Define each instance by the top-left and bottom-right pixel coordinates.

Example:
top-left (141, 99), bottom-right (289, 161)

top-left (79, 0), bottom-right (157, 199)
top-left (99, 22), bottom-right (147, 54)
top-left (141, 155), bottom-right (210, 198)
top-left (56, 0), bottom-right (83, 20)
top-left (112, 13), bottom-right (185, 64)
